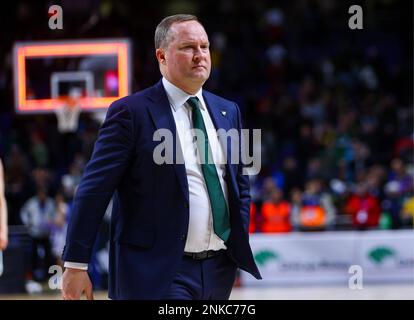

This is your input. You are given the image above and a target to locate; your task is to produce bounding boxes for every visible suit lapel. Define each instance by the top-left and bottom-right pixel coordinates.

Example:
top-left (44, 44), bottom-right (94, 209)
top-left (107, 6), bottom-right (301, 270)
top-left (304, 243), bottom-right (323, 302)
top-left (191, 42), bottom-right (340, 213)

top-left (202, 91), bottom-right (232, 149)
top-left (203, 91), bottom-right (238, 200)
top-left (146, 81), bottom-right (189, 203)
top-left (203, 92), bottom-right (231, 128)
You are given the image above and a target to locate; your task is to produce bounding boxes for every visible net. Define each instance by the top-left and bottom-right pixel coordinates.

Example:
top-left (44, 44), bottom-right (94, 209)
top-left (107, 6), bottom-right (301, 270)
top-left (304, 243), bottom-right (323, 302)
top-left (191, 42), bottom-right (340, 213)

top-left (54, 88), bottom-right (82, 133)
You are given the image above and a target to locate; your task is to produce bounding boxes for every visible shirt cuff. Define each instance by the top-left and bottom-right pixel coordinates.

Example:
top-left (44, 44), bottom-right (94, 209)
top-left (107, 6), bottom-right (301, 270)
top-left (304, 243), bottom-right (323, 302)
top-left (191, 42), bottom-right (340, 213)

top-left (64, 261), bottom-right (88, 271)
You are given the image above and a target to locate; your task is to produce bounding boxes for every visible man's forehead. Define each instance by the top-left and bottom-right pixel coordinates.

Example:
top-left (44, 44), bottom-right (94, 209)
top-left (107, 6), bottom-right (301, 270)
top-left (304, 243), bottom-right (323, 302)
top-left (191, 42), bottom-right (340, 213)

top-left (170, 21), bottom-right (208, 41)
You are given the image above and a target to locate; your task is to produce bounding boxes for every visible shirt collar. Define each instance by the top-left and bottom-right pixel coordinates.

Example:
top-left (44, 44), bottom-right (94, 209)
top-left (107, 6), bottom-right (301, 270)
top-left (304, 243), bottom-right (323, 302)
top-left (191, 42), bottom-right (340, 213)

top-left (162, 77), bottom-right (205, 111)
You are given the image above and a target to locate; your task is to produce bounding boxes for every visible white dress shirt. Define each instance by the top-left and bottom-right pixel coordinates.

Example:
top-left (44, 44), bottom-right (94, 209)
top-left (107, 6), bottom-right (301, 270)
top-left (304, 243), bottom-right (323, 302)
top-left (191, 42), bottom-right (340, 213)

top-left (162, 77), bottom-right (228, 253)
top-left (64, 77), bottom-right (228, 270)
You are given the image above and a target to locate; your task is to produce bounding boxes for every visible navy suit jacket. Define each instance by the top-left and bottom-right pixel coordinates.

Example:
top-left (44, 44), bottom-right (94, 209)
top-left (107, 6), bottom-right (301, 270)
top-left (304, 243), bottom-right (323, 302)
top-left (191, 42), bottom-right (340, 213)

top-left (62, 80), bottom-right (261, 299)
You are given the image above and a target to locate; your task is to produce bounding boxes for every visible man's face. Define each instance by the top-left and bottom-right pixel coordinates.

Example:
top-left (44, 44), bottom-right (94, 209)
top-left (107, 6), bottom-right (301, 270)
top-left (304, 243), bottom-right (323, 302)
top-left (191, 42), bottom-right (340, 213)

top-left (157, 20), bottom-right (211, 93)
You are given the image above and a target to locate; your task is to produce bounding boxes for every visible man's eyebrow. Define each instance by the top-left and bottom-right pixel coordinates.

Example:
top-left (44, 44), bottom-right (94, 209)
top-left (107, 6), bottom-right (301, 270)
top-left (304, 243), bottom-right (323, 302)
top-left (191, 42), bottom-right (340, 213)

top-left (180, 40), bottom-right (210, 46)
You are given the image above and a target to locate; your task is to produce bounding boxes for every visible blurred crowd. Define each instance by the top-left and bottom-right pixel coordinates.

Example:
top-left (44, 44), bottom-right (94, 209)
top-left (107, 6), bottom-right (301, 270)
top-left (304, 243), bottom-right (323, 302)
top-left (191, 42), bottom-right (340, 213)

top-left (0, 0), bottom-right (412, 288)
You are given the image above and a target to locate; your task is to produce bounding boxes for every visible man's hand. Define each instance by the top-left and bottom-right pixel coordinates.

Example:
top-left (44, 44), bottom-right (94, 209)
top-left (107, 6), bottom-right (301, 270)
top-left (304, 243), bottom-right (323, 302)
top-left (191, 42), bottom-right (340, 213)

top-left (62, 268), bottom-right (94, 300)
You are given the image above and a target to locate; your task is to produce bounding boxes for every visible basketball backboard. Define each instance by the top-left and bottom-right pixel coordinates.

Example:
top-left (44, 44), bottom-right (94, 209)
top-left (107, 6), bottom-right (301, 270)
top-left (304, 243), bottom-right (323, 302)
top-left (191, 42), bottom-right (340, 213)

top-left (13, 39), bottom-right (132, 114)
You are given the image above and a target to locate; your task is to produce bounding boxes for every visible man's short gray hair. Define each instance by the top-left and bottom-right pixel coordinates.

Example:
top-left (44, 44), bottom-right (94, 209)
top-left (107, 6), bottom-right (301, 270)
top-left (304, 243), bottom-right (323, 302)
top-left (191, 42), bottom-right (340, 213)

top-left (154, 14), bottom-right (199, 49)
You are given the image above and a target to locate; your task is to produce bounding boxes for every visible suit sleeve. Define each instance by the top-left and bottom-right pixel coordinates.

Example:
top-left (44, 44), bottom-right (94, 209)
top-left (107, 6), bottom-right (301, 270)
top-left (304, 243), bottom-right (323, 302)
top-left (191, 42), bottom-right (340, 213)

top-left (234, 103), bottom-right (251, 234)
top-left (62, 100), bottom-right (135, 263)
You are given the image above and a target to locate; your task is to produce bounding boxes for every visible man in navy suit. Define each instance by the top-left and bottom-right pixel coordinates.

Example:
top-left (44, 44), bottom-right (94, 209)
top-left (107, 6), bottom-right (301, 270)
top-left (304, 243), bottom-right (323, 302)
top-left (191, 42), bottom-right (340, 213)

top-left (61, 14), bottom-right (261, 300)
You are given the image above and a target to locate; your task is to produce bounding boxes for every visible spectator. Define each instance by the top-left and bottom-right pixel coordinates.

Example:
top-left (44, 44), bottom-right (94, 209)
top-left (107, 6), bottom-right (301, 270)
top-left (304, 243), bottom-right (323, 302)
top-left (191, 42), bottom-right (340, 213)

top-left (20, 187), bottom-right (55, 281)
top-left (290, 187), bottom-right (302, 227)
top-left (50, 193), bottom-right (69, 267)
top-left (61, 159), bottom-right (83, 200)
top-left (365, 165), bottom-right (387, 198)
top-left (249, 202), bottom-right (257, 233)
top-left (291, 179), bottom-right (336, 231)
top-left (260, 177), bottom-right (278, 201)
top-left (4, 145), bottom-right (32, 225)
top-left (261, 187), bottom-right (291, 233)
top-left (389, 158), bottom-right (413, 196)
top-left (31, 167), bottom-right (53, 194)
top-left (381, 181), bottom-right (404, 229)
top-left (30, 132), bottom-right (49, 168)
top-left (401, 196), bottom-right (414, 227)
top-left (345, 182), bottom-right (381, 230)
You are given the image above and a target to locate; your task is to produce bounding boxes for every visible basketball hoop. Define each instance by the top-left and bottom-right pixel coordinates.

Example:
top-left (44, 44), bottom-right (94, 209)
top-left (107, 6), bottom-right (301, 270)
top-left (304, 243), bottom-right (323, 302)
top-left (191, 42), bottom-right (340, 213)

top-left (55, 88), bottom-right (82, 133)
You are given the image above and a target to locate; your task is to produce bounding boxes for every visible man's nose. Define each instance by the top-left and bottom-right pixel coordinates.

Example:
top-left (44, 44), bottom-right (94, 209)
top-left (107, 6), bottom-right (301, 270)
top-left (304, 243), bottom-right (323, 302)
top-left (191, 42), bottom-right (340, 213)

top-left (193, 48), bottom-right (206, 60)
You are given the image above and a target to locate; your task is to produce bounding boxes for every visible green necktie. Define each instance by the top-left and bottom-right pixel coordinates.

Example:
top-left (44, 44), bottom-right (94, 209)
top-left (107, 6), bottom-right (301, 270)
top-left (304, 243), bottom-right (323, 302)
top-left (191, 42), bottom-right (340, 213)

top-left (187, 97), bottom-right (230, 242)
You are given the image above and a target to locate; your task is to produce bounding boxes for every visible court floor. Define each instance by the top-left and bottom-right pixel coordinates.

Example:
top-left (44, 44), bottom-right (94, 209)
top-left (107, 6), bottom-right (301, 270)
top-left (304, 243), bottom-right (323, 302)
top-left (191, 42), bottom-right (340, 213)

top-left (230, 284), bottom-right (414, 300)
top-left (0, 284), bottom-right (413, 300)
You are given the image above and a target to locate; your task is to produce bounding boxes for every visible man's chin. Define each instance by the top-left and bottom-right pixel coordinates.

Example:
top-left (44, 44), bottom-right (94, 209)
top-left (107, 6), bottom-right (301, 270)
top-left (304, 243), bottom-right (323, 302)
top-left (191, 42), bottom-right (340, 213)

top-left (189, 72), bottom-right (210, 82)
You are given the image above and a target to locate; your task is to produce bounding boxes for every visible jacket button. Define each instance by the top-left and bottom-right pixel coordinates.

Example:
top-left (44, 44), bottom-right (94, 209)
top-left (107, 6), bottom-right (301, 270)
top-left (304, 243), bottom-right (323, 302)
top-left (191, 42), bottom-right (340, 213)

top-left (180, 234), bottom-right (187, 241)
top-left (184, 202), bottom-right (189, 208)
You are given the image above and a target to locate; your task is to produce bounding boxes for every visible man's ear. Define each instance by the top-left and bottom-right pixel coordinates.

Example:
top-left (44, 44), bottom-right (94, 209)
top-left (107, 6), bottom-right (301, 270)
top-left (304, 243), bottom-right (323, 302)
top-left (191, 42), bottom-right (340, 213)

top-left (156, 48), bottom-right (166, 65)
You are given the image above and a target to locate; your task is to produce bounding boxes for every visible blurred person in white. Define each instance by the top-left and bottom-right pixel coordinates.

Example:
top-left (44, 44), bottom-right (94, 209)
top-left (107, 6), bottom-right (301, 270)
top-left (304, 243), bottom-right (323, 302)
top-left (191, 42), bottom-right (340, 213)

top-left (0, 159), bottom-right (8, 251)
top-left (51, 193), bottom-right (69, 267)
top-left (20, 187), bottom-right (55, 281)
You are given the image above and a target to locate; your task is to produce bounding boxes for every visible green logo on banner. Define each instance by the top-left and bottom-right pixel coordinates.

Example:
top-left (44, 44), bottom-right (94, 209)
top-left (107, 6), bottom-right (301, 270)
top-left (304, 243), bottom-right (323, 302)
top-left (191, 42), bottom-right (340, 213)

top-left (254, 250), bottom-right (279, 266)
top-left (368, 247), bottom-right (395, 265)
